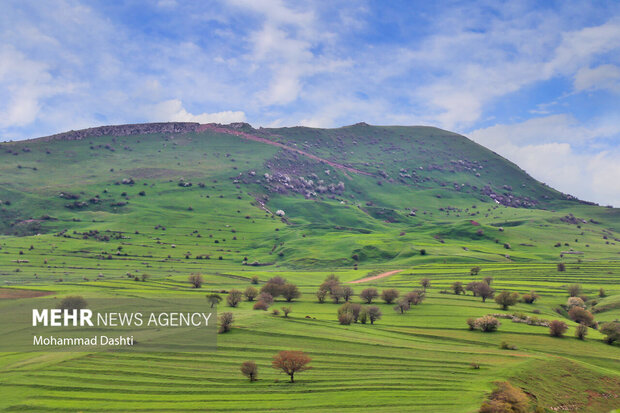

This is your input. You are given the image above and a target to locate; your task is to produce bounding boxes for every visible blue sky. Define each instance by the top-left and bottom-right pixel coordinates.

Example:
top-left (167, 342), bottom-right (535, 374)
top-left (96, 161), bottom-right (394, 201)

top-left (1, 0), bottom-right (620, 205)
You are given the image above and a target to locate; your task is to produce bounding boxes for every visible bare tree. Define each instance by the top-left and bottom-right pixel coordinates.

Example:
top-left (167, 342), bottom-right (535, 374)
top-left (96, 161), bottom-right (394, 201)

top-left (549, 320), bottom-right (568, 337)
top-left (316, 288), bottom-right (328, 303)
top-left (281, 306), bottom-right (292, 318)
top-left (420, 278), bottom-right (431, 291)
top-left (281, 283), bottom-right (301, 302)
top-left (360, 288), bottom-right (379, 303)
top-left (244, 286), bottom-right (258, 301)
top-left (367, 306), bottom-right (382, 324)
top-left (394, 298), bottom-right (410, 314)
top-left (272, 350), bottom-right (312, 382)
top-left (381, 288), bottom-right (399, 304)
top-left (219, 312), bottom-right (234, 333)
top-left (227, 289), bottom-right (243, 307)
top-left (240, 361), bottom-right (258, 381)
top-left (567, 284), bottom-right (582, 297)
top-left (188, 274), bottom-right (204, 288)
top-left (342, 286), bottom-right (354, 302)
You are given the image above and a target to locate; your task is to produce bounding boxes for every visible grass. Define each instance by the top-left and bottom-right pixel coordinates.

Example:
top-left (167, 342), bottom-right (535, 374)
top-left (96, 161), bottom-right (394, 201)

top-left (0, 123), bottom-right (619, 411)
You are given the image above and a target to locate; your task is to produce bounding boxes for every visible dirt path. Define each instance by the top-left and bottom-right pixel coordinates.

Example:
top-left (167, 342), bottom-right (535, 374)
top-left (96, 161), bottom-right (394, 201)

top-left (0, 288), bottom-right (54, 299)
top-left (197, 124), bottom-right (372, 176)
top-left (348, 270), bottom-right (403, 284)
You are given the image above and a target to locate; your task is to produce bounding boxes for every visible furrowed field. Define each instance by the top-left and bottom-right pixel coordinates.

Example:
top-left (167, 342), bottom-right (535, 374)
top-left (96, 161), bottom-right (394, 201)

top-left (0, 123), bottom-right (619, 412)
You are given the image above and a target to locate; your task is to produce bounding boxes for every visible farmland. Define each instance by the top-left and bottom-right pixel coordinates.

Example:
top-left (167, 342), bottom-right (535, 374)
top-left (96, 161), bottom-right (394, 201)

top-left (0, 122), bottom-right (619, 412)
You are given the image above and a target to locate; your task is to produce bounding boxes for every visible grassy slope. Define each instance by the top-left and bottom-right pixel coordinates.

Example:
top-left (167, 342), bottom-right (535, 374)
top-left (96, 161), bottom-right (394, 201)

top-left (0, 124), bottom-right (619, 412)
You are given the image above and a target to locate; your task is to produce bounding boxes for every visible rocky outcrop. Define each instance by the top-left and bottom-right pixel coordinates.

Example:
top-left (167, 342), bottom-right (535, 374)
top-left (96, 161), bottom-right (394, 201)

top-left (39, 122), bottom-right (201, 142)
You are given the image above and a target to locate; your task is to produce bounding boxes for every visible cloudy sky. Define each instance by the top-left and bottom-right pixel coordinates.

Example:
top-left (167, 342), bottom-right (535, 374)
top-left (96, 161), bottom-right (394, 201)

top-left (1, 1), bottom-right (620, 206)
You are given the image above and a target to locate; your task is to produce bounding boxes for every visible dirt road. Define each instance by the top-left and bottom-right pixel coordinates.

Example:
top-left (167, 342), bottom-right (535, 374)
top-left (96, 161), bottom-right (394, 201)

top-left (348, 270), bottom-right (403, 284)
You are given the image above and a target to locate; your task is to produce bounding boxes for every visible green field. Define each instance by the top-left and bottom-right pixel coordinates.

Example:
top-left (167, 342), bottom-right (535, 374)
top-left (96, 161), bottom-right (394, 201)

top-left (0, 123), bottom-right (619, 412)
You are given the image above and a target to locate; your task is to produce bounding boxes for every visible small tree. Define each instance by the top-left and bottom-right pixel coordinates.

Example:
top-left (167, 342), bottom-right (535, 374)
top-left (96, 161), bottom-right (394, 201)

top-left (281, 306), bottom-right (292, 318)
top-left (342, 286), bottom-right (354, 302)
top-left (420, 278), bottom-right (431, 291)
top-left (359, 307), bottom-right (368, 324)
top-left (452, 281), bottom-right (464, 295)
top-left (272, 350), bottom-right (312, 383)
top-left (188, 274), bottom-right (204, 288)
top-left (483, 276), bottom-right (493, 286)
top-left (568, 307), bottom-right (595, 327)
top-left (475, 282), bottom-right (495, 302)
top-left (494, 291), bottom-right (520, 310)
top-left (599, 288), bottom-right (606, 298)
top-left (521, 291), bottom-right (538, 304)
top-left (244, 286), bottom-right (258, 301)
top-left (367, 306), bottom-right (382, 324)
top-left (567, 284), bottom-right (582, 297)
top-left (250, 275), bottom-right (259, 284)
top-left (227, 289), bottom-right (243, 307)
top-left (338, 312), bottom-right (354, 325)
top-left (600, 322), bottom-right (620, 344)
top-left (281, 283), bottom-right (301, 302)
top-left (253, 301), bottom-right (269, 310)
top-left (475, 315), bottom-right (500, 332)
top-left (394, 298), bottom-right (410, 314)
top-left (549, 320), bottom-right (568, 337)
top-left (58, 295), bottom-right (88, 311)
top-left (240, 361), bottom-right (258, 382)
top-left (575, 323), bottom-right (588, 340)
top-left (316, 288), bottom-right (328, 303)
top-left (467, 317), bottom-right (476, 330)
top-left (320, 274), bottom-right (340, 293)
top-left (360, 288), bottom-right (379, 303)
top-left (206, 293), bottom-right (222, 308)
top-left (330, 286), bottom-right (345, 304)
top-left (470, 266), bottom-right (481, 276)
top-left (405, 290), bottom-right (424, 306)
top-left (258, 292), bottom-right (274, 305)
top-left (479, 381), bottom-right (529, 413)
top-left (557, 262), bottom-right (566, 272)
top-left (381, 288), bottom-right (399, 304)
top-left (567, 296), bottom-right (585, 309)
top-left (141, 273), bottom-right (150, 282)
top-left (219, 312), bottom-right (234, 333)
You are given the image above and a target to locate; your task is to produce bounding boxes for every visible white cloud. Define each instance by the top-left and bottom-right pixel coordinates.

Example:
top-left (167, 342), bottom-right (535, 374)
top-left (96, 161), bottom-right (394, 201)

top-left (574, 64), bottom-right (620, 93)
top-left (150, 99), bottom-right (246, 124)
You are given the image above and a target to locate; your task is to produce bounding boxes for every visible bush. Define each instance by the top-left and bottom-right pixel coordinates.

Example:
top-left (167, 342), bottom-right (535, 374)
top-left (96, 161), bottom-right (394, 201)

top-left (420, 278), bottom-right (431, 291)
top-left (338, 312), bottom-right (354, 325)
top-left (188, 274), bottom-right (204, 288)
top-left (258, 292), bottom-right (274, 305)
top-left (58, 295), bottom-right (88, 311)
top-left (271, 308), bottom-right (280, 316)
top-left (452, 281), bottom-right (464, 295)
top-left (500, 341), bottom-right (518, 350)
top-left (281, 306), bottom-right (292, 317)
top-left (494, 291), bottom-right (520, 310)
top-left (250, 275), bottom-right (259, 284)
top-left (218, 312), bottom-right (234, 333)
top-left (521, 291), bottom-right (538, 304)
top-left (281, 283), bottom-right (301, 302)
top-left (358, 307), bottom-right (368, 324)
top-left (405, 290), bottom-right (425, 305)
top-left (479, 381), bottom-right (529, 413)
top-left (381, 288), bottom-right (399, 304)
top-left (600, 322), bottom-right (620, 344)
top-left (244, 286), bottom-right (258, 301)
top-left (253, 301), bottom-right (269, 311)
top-left (567, 296), bottom-right (585, 309)
top-left (568, 307), bottom-right (595, 327)
top-left (394, 298), bottom-right (410, 314)
top-left (575, 323), bottom-right (588, 340)
top-left (467, 317), bottom-right (476, 330)
top-left (360, 288), bottom-right (379, 303)
top-left (227, 289), bottom-right (243, 307)
top-left (240, 361), bottom-right (258, 381)
top-left (475, 315), bottom-right (500, 332)
top-left (470, 266), bottom-right (481, 275)
top-left (261, 277), bottom-right (286, 298)
top-left (557, 262), bottom-right (566, 272)
top-left (367, 306), bottom-right (382, 324)
top-left (549, 320), bottom-right (568, 337)
top-left (316, 288), bottom-right (328, 303)
top-left (599, 288), bottom-right (606, 298)
top-left (567, 284), bottom-right (582, 297)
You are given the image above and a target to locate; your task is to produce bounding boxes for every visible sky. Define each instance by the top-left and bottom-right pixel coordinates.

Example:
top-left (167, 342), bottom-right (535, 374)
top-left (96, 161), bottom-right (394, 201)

top-left (1, 0), bottom-right (620, 206)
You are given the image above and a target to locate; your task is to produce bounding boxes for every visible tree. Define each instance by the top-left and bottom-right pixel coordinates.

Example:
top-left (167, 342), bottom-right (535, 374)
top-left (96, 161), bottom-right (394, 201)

top-left (405, 290), bottom-right (424, 306)
top-left (240, 361), bottom-right (258, 381)
top-left (360, 288), bottom-right (379, 303)
top-left (466, 281), bottom-right (478, 296)
top-left (470, 266), bottom-right (481, 276)
top-left (479, 381), bottom-right (529, 413)
top-left (253, 301), bottom-right (269, 310)
top-left (58, 295), bottom-right (88, 311)
top-left (599, 288), bottom-right (606, 298)
top-left (420, 278), bottom-right (431, 291)
top-left (272, 350), bottom-right (312, 383)
top-left (557, 262), bottom-right (566, 272)
top-left (141, 273), bottom-right (150, 282)
top-left (330, 286), bottom-right (345, 304)
top-left (281, 306), bottom-right (292, 318)
top-left (261, 277), bottom-right (286, 298)
top-left (475, 315), bottom-right (500, 332)
top-left (188, 274), bottom-right (204, 288)
top-left (568, 307), bottom-right (595, 327)
top-left (494, 291), bottom-right (520, 310)
top-left (281, 283), bottom-right (301, 302)
top-left (316, 288), bottom-right (328, 303)
top-left (359, 307), bottom-right (368, 324)
top-left (320, 274), bottom-right (340, 293)
top-left (258, 292), bottom-right (274, 305)
top-left (575, 323), bottom-right (588, 340)
top-left (466, 318), bottom-right (476, 330)
top-left (394, 298), bottom-right (410, 314)
top-left (342, 286), bottom-right (354, 302)
top-left (219, 312), bottom-right (234, 333)
top-left (549, 320), bottom-right (568, 337)
top-left (567, 284), bottom-right (582, 297)
top-left (381, 288), bottom-right (399, 304)
top-left (250, 275), bottom-right (259, 284)
top-left (600, 322), bottom-right (620, 344)
top-left (227, 289), bottom-right (243, 307)
top-left (475, 282), bottom-right (495, 302)
top-left (483, 276), bottom-right (493, 286)
top-left (452, 282), bottom-right (464, 295)
top-left (567, 296), bottom-right (585, 309)
top-left (367, 306), bottom-right (382, 324)
top-left (206, 293), bottom-right (222, 308)
top-left (521, 291), bottom-right (538, 304)
top-left (244, 286), bottom-right (258, 301)
top-left (338, 313), bottom-right (354, 325)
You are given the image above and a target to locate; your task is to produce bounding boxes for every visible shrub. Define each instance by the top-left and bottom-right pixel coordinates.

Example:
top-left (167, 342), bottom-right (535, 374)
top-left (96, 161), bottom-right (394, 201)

top-left (475, 315), bottom-right (500, 332)
top-left (557, 262), bottom-right (566, 272)
top-left (360, 288), bottom-right (379, 303)
top-left (258, 292), bottom-right (274, 305)
top-left (420, 278), bottom-right (431, 291)
top-left (381, 288), bottom-right (399, 304)
top-left (467, 318), bottom-right (476, 330)
top-left (188, 274), bottom-right (204, 288)
top-left (358, 307), bottom-right (368, 324)
top-left (244, 286), bottom-right (258, 301)
top-left (575, 323), bottom-right (588, 340)
top-left (600, 322), bottom-right (620, 344)
top-left (568, 307), bottom-right (595, 327)
top-left (316, 288), bottom-right (328, 303)
top-left (483, 276), bottom-right (493, 285)
top-left (470, 266), bottom-right (481, 275)
top-left (479, 381), bottom-right (529, 413)
top-left (452, 281), bottom-right (464, 295)
top-left (272, 308), bottom-right (280, 316)
top-left (342, 286), bottom-right (354, 302)
top-left (500, 341), bottom-right (517, 350)
top-left (253, 301), bottom-right (269, 311)
top-left (281, 306), bottom-right (291, 317)
top-left (549, 320), bottom-right (568, 337)
top-left (206, 293), bottom-right (222, 308)
top-left (338, 312), bottom-right (354, 325)
top-left (405, 290), bottom-right (425, 305)
top-left (494, 291), bottom-right (520, 310)
top-left (58, 295), bottom-right (88, 311)
top-left (567, 296), bottom-right (585, 309)
top-left (567, 284), bottom-right (582, 297)
top-left (261, 277), bottom-right (286, 298)
top-left (599, 288), bottom-right (606, 298)
top-left (281, 283), bottom-right (301, 302)
top-left (226, 289), bottom-right (243, 307)
top-left (219, 312), bottom-right (234, 333)
top-left (367, 306), bottom-right (382, 324)
top-left (272, 350), bottom-right (312, 383)
top-left (251, 275), bottom-right (259, 284)
top-left (394, 298), bottom-right (410, 314)
top-left (240, 361), bottom-right (258, 381)
top-left (521, 291), bottom-right (539, 304)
